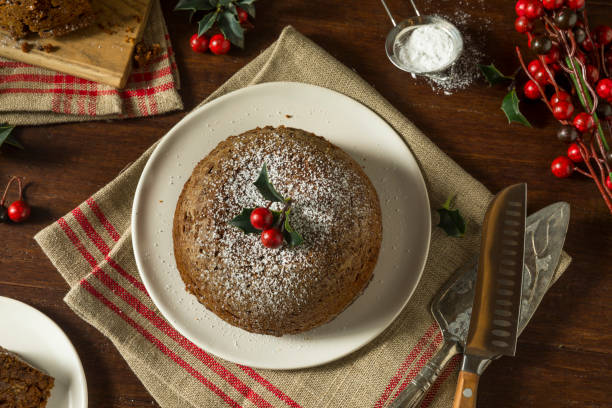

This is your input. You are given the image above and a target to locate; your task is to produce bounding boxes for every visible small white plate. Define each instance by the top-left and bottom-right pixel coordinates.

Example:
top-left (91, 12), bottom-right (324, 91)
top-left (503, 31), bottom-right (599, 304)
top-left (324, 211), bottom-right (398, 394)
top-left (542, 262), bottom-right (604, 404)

top-left (132, 82), bottom-right (431, 369)
top-left (0, 296), bottom-right (87, 408)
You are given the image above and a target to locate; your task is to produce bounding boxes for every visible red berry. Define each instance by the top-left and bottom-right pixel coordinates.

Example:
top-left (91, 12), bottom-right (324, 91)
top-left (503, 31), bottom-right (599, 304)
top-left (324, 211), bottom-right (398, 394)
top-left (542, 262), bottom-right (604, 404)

top-left (567, 0), bottom-right (585, 9)
top-left (567, 143), bottom-right (583, 162)
top-left (597, 79), bottom-right (612, 99)
top-left (573, 112), bottom-right (594, 132)
top-left (551, 156), bottom-right (574, 178)
top-left (549, 63), bottom-right (561, 72)
top-left (190, 33), bottom-right (208, 53)
top-left (250, 207), bottom-right (274, 230)
top-left (542, 0), bottom-right (563, 9)
top-left (524, 0), bottom-right (543, 19)
top-left (527, 59), bottom-right (543, 76)
top-left (585, 65), bottom-right (599, 84)
top-left (544, 45), bottom-right (560, 64)
top-left (606, 175), bottom-right (612, 190)
top-left (261, 228), bottom-right (283, 249)
top-left (236, 6), bottom-right (249, 24)
top-left (515, 16), bottom-right (533, 33)
top-left (581, 37), bottom-right (594, 52)
top-left (550, 91), bottom-right (571, 106)
top-left (524, 80), bottom-right (541, 99)
top-left (209, 34), bottom-right (231, 55)
top-left (552, 101), bottom-right (575, 120)
top-left (515, 0), bottom-right (529, 16)
top-left (595, 26), bottom-right (612, 46)
top-left (7, 200), bottom-right (30, 222)
top-left (533, 68), bottom-right (550, 85)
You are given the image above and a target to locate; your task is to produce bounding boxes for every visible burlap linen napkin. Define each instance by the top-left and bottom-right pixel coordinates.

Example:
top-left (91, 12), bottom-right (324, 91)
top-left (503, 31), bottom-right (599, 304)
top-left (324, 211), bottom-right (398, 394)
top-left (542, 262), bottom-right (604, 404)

top-left (0, 0), bottom-right (182, 126)
top-left (34, 26), bottom-right (571, 408)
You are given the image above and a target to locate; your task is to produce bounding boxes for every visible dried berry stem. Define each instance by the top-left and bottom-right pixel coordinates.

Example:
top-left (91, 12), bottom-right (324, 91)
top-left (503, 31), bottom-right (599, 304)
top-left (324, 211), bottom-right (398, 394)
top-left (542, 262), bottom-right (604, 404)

top-left (0, 176), bottom-right (19, 206)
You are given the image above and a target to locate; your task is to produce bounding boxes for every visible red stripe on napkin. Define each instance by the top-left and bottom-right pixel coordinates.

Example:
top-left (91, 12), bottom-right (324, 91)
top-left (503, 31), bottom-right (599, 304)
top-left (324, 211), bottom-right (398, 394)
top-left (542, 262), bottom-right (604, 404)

top-left (374, 322), bottom-right (439, 408)
top-left (237, 366), bottom-right (303, 408)
top-left (389, 331), bottom-right (444, 403)
top-left (81, 280), bottom-right (243, 408)
top-left (86, 198), bottom-right (121, 242)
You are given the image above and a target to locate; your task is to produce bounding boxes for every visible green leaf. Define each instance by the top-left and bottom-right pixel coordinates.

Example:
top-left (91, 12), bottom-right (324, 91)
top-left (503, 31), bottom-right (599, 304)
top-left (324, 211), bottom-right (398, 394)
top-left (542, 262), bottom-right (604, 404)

top-left (283, 211), bottom-right (303, 247)
top-left (218, 10), bottom-right (245, 48)
top-left (479, 63), bottom-right (514, 87)
top-left (174, 0), bottom-right (215, 11)
top-left (229, 208), bottom-right (259, 234)
top-left (437, 195), bottom-right (466, 238)
top-left (501, 89), bottom-right (532, 127)
top-left (237, 0), bottom-right (256, 5)
top-left (0, 125), bottom-right (23, 150)
top-left (253, 164), bottom-right (284, 202)
top-left (197, 11), bottom-right (219, 36)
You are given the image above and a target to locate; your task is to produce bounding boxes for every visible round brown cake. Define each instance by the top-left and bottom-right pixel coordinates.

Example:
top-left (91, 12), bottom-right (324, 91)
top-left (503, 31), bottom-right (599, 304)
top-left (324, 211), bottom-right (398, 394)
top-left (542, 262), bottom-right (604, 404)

top-left (173, 126), bottom-right (382, 336)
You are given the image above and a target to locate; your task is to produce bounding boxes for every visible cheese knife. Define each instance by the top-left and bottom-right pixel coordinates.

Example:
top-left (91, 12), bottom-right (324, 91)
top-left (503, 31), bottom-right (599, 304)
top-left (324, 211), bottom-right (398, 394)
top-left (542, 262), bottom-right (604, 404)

top-left (452, 183), bottom-right (527, 408)
top-left (388, 201), bottom-right (569, 408)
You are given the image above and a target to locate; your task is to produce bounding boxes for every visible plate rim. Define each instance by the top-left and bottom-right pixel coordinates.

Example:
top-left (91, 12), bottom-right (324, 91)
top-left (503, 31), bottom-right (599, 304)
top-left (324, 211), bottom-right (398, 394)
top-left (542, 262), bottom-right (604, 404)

top-left (132, 81), bottom-right (431, 369)
top-left (0, 296), bottom-right (88, 408)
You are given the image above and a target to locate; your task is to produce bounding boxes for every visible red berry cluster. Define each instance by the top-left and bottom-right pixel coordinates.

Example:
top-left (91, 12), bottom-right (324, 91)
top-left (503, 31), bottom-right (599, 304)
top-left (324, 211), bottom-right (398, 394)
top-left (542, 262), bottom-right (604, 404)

top-left (189, 7), bottom-right (250, 55)
top-left (512, 0), bottom-right (612, 212)
top-left (0, 177), bottom-right (31, 223)
top-left (249, 207), bottom-right (283, 249)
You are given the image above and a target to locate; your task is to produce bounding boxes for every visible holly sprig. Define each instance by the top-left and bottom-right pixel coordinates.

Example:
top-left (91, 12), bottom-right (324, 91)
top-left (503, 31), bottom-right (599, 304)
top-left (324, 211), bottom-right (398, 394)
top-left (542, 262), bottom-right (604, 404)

top-left (229, 164), bottom-right (303, 247)
top-left (436, 195), bottom-right (466, 238)
top-left (174, 0), bottom-right (256, 48)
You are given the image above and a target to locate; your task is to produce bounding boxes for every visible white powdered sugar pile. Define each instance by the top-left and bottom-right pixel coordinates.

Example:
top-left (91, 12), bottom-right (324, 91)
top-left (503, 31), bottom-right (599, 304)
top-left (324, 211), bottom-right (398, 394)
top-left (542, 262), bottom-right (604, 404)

top-left (397, 24), bottom-right (458, 72)
top-left (418, 1), bottom-right (491, 94)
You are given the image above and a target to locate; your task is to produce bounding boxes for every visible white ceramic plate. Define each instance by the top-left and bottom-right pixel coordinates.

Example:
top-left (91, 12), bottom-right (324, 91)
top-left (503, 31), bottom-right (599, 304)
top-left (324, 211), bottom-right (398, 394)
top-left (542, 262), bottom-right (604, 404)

top-left (132, 82), bottom-right (431, 369)
top-left (0, 296), bottom-right (87, 407)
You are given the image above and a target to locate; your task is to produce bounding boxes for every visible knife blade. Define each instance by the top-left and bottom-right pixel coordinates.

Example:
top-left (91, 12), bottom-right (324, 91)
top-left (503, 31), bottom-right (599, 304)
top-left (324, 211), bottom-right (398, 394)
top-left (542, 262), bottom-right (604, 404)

top-left (388, 202), bottom-right (569, 408)
top-left (452, 183), bottom-right (527, 408)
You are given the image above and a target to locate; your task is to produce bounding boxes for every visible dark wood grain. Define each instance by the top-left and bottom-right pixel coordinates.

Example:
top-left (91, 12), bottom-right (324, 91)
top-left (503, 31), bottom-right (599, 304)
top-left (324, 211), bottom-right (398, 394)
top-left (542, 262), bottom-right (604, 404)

top-left (1, 1), bottom-right (611, 407)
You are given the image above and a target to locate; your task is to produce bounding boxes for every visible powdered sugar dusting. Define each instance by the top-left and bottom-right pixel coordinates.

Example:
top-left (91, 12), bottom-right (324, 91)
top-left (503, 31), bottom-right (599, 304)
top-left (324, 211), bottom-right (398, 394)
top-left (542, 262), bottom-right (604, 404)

top-left (419, 0), bottom-right (491, 94)
top-left (176, 127), bottom-right (380, 333)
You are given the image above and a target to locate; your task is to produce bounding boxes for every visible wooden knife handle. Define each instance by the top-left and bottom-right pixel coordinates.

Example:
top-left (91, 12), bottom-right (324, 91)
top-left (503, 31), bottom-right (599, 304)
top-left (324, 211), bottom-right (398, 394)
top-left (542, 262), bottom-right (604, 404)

top-left (452, 370), bottom-right (480, 408)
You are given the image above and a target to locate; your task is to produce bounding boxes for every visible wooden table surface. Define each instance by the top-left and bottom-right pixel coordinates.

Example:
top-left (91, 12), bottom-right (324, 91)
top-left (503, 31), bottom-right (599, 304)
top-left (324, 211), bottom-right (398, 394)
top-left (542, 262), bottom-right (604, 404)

top-left (1, 1), bottom-right (611, 407)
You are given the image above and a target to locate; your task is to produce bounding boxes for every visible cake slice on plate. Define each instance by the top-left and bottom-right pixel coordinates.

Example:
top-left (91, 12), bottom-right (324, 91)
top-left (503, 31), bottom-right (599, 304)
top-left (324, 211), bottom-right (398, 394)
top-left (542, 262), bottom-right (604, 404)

top-left (0, 345), bottom-right (55, 407)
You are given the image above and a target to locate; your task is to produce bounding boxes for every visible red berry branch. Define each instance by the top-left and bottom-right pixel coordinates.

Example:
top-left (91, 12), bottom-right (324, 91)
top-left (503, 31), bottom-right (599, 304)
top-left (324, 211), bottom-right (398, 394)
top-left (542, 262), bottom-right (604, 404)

top-left (512, 0), bottom-right (612, 214)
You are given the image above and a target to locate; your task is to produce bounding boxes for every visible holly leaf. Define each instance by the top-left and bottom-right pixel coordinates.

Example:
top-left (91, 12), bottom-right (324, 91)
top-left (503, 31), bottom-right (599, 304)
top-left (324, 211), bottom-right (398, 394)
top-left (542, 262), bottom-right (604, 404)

top-left (218, 10), bottom-right (245, 48)
top-left (237, 0), bottom-right (257, 5)
top-left (479, 63), bottom-right (514, 87)
top-left (501, 89), bottom-right (532, 127)
top-left (253, 164), bottom-right (284, 202)
top-left (282, 211), bottom-right (303, 247)
top-left (0, 125), bottom-right (23, 150)
top-left (229, 208), bottom-right (259, 234)
top-left (174, 0), bottom-right (215, 11)
top-left (437, 195), bottom-right (466, 238)
top-left (197, 11), bottom-right (219, 36)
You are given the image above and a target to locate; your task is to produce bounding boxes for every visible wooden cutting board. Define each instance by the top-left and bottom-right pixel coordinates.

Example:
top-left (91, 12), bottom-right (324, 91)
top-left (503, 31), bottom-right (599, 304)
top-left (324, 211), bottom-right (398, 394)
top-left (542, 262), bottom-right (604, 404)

top-left (0, 0), bottom-right (153, 89)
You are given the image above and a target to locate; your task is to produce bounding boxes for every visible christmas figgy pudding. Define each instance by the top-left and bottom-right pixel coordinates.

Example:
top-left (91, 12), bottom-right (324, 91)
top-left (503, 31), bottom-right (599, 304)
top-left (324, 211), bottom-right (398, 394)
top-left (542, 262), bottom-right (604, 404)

top-left (173, 126), bottom-right (382, 336)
